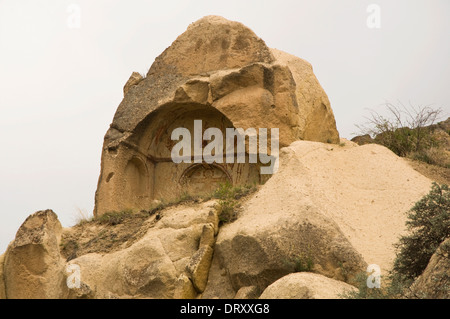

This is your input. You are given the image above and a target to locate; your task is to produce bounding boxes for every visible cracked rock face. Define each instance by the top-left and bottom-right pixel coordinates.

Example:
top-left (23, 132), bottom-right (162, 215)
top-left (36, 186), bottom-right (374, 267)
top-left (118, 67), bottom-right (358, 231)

top-left (65, 201), bottom-right (220, 299)
top-left (94, 15), bottom-right (340, 218)
top-left (2, 210), bottom-right (68, 299)
top-left (259, 273), bottom-right (358, 299)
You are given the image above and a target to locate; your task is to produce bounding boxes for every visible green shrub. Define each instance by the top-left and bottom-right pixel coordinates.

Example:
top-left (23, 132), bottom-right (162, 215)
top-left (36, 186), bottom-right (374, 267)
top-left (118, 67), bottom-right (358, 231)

top-left (212, 182), bottom-right (257, 224)
top-left (342, 272), bottom-right (408, 299)
top-left (286, 253), bottom-right (315, 273)
top-left (97, 210), bottom-right (134, 226)
top-left (345, 183), bottom-right (449, 299)
top-left (356, 102), bottom-right (442, 157)
top-left (392, 183), bottom-right (450, 282)
top-left (410, 147), bottom-right (450, 168)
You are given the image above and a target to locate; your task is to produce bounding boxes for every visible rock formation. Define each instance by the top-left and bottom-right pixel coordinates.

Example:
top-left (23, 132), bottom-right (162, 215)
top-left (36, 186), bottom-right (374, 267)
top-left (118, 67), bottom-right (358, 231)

top-left (0, 140), bottom-right (435, 299)
top-left (2, 210), bottom-right (69, 299)
top-left (407, 238), bottom-right (450, 299)
top-left (0, 16), bottom-right (442, 300)
top-left (259, 273), bottom-right (357, 299)
top-left (94, 15), bottom-right (339, 217)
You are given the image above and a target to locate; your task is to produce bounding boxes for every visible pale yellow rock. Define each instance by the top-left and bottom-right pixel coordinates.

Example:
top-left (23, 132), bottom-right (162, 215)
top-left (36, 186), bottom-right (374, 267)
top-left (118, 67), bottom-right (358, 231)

top-left (71, 237), bottom-right (178, 299)
top-left (271, 48), bottom-right (340, 143)
top-left (93, 15), bottom-right (340, 217)
top-left (215, 203), bottom-right (366, 292)
top-left (199, 223), bottom-right (216, 248)
top-left (174, 78), bottom-right (211, 104)
top-left (174, 274), bottom-right (198, 299)
top-left (185, 246), bottom-right (214, 293)
top-left (201, 253), bottom-right (235, 299)
top-left (151, 15), bottom-right (274, 78)
top-left (207, 210), bottom-right (220, 236)
top-left (259, 273), bottom-right (357, 299)
top-left (3, 210), bottom-right (68, 299)
top-left (61, 202), bottom-right (218, 299)
top-left (123, 72), bottom-right (143, 96)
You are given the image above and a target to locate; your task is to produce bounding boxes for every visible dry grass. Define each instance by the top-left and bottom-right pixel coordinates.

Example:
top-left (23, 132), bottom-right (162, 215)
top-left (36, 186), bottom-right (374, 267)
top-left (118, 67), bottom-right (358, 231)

top-left (60, 184), bottom-right (259, 261)
top-left (405, 158), bottom-right (450, 186)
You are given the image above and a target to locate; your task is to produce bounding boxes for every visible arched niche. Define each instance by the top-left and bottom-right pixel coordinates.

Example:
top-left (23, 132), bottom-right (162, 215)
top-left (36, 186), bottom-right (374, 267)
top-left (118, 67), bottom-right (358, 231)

top-left (180, 163), bottom-right (232, 196)
top-left (124, 156), bottom-right (149, 206)
top-left (127, 102), bottom-right (262, 202)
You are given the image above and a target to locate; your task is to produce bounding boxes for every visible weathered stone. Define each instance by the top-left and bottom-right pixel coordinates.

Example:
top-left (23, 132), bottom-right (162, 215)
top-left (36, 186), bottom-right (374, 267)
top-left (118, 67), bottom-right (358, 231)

top-left (259, 273), bottom-right (357, 299)
top-left (94, 15), bottom-right (340, 217)
top-left (199, 223), bottom-right (215, 248)
top-left (201, 253), bottom-right (235, 299)
top-left (351, 134), bottom-right (374, 145)
top-left (174, 274), bottom-right (198, 299)
top-left (271, 49), bottom-right (339, 144)
top-left (234, 286), bottom-right (260, 299)
top-left (407, 239), bottom-right (450, 299)
top-left (207, 210), bottom-right (220, 236)
top-left (70, 237), bottom-right (178, 299)
top-left (67, 281), bottom-right (94, 299)
top-left (60, 202), bottom-right (217, 299)
top-left (123, 72), bottom-right (143, 96)
top-left (185, 246), bottom-right (214, 293)
top-left (3, 210), bottom-right (68, 299)
top-left (215, 206), bottom-right (366, 293)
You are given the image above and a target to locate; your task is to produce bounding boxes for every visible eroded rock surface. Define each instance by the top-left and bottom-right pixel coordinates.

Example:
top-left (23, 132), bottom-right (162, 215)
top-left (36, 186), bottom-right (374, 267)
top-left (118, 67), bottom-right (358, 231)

top-left (259, 273), bottom-right (357, 299)
top-left (94, 15), bottom-right (340, 217)
top-left (3, 210), bottom-right (68, 299)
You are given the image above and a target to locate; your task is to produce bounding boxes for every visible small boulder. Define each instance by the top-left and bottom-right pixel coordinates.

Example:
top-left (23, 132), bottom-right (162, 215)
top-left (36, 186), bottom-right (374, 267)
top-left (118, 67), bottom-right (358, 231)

top-left (259, 273), bottom-right (357, 299)
top-left (3, 210), bottom-right (68, 299)
top-left (123, 72), bottom-right (143, 96)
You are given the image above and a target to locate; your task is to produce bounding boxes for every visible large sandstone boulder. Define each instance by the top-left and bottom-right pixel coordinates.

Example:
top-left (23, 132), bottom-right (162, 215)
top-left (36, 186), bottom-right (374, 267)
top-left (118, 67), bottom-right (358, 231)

top-left (259, 273), bottom-right (357, 299)
top-left (94, 15), bottom-right (339, 217)
top-left (3, 210), bottom-right (68, 299)
top-left (247, 141), bottom-right (432, 274)
top-left (204, 140), bottom-right (433, 298)
top-left (214, 194), bottom-right (367, 294)
top-left (66, 201), bottom-right (219, 299)
top-left (407, 238), bottom-right (450, 299)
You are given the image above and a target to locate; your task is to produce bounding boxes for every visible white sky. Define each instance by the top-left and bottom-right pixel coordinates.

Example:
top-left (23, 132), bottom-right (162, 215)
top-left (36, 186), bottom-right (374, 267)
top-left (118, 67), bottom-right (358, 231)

top-left (0, 0), bottom-right (449, 253)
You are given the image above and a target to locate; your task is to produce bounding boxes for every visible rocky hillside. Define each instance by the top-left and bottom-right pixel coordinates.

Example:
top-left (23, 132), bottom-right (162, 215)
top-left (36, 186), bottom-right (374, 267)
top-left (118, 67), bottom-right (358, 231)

top-left (1, 139), bottom-right (440, 299)
top-left (352, 117), bottom-right (450, 185)
top-left (0, 16), bottom-right (447, 299)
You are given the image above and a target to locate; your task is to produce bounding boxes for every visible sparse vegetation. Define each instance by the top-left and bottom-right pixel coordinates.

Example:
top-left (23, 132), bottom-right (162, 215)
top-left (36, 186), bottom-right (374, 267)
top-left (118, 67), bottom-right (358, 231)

top-left (410, 147), bottom-right (450, 169)
top-left (212, 182), bottom-right (257, 224)
top-left (63, 182), bottom-right (258, 261)
top-left (341, 272), bottom-right (406, 299)
top-left (356, 101), bottom-right (444, 157)
top-left (73, 207), bottom-right (94, 226)
top-left (286, 252), bottom-right (315, 273)
top-left (392, 182), bottom-right (450, 282)
top-left (344, 182), bottom-right (450, 299)
top-left (97, 210), bottom-right (134, 226)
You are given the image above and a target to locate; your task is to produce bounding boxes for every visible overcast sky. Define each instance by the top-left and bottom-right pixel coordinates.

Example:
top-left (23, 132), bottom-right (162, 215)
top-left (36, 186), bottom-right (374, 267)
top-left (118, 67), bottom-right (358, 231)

top-left (0, 0), bottom-right (449, 253)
